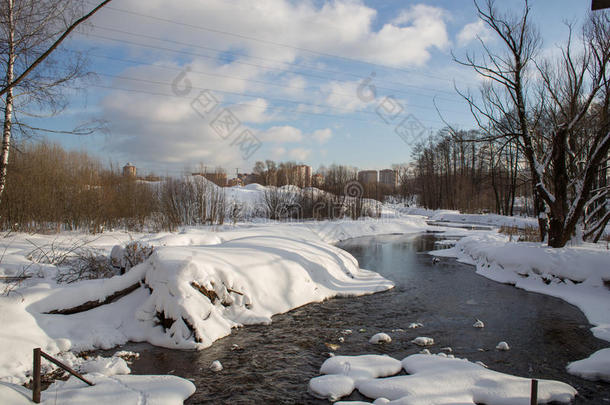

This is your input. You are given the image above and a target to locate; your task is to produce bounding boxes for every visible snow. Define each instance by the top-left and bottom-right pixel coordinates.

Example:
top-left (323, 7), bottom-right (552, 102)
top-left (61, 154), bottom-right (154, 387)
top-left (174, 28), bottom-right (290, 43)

top-left (496, 341), bottom-right (510, 351)
top-left (400, 207), bottom-right (538, 229)
top-left (369, 333), bottom-right (392, 344)
top-left (309, 374), bottom-right (356, 401)
top-left (411, 337), bottom-right (434, 347)
top-left (311, 353), bottom-right (576, 404)
top-left (78, 356), bottom-right (131, 376)
top-left (472, 319), bottom-right (484, 328)
top-left (309, 355), bottom-right (403, 399)
top-left (0, 375), bottom-right (195, 405)
top-left (566, 348), bottom-right (610, 382)
top-left (209, 360), bottom-right (223, 372)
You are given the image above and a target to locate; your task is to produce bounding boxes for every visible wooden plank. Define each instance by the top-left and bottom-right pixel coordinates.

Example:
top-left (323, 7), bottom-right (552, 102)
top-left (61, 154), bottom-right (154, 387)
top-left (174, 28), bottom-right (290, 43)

top-left (46, 282), bottom-right (141, 315)
top-left (40, 350), bottom-right (94, 386)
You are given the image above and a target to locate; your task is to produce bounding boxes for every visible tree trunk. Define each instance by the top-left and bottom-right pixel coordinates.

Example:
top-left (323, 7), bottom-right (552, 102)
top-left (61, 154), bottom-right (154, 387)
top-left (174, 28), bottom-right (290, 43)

top-left (0, 0), bottom-right (15, 207)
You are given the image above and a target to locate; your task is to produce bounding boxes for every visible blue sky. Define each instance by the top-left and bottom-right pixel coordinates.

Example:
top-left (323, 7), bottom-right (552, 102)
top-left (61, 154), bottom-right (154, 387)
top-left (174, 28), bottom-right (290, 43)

top-left (34, 0), bottom-right (591, 176)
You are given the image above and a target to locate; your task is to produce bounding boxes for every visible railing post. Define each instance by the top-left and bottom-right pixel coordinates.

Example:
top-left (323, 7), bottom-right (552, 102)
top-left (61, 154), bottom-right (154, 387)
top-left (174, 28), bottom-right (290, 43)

top-left (32, 348), bottom-right (41, 403)
top-left (530, 378), bottom-right (538, 405)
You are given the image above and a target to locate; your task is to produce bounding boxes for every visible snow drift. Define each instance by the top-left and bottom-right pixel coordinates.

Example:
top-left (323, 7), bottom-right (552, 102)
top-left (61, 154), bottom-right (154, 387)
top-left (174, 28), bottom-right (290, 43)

top-left (0, 222), bottom-right (408, 384)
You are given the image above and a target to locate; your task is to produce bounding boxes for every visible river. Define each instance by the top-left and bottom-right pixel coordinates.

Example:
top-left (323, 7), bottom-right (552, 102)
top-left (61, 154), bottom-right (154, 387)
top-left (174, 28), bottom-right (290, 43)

top-left (118, 233), bottom-right (608, 404)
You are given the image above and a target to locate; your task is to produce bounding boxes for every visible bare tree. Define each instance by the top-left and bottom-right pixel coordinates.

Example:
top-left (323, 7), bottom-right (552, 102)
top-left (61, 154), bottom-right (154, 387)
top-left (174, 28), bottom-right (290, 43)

top-left (455, 0), bottom-right (610, 246)
top-left (535, 14), bottom-right (610, 245)
top-left (454, 0), bottom-right (547, 238)
top-left (0, 0), bottom-right (112, 206)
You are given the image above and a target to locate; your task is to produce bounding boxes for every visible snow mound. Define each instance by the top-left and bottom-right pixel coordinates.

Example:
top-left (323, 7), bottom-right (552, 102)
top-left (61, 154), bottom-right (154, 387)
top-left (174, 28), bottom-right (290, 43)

top-left (473, 319), bottom-right (484, 328)
top-left (311, 353), bottom-right (576, 404)
top-left (496, 341), bottom-right (510, 351)
top-left (309, 374), bottom-right (356, 401)
top-left (135, 235), bottom-right (394, 348)
top-left (411, 337), bottom-right (434, 347)
top-left (210, 360), bottom-right (223, 372)
top-left (320, 355), bottom-right (403, 382)
top-left (311, 355), bottom-right (402, 400)
top-left (78, 356), bottom-right (131, 376)
top-left (566, 348), bottom-right (610, 382)
top-left (369, 333), bottom-right (392, 344)
top-left (0, 374), bottom-right (194, 405)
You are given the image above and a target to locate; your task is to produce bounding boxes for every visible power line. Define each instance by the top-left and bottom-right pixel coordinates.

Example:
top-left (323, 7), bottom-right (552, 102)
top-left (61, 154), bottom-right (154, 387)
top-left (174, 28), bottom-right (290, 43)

top-left (86, 56), bottom-right (466, 115)
top-left (80, 51), bottom-right (462, 106)
top-left (88, 82), bottom-right (473, 127)
top-left (89, 24), bottom-right (462, 99)
top-left (81, 31), bottom-right (462, 102)
top-left (91, 2), bottom-right (463, 84)
top-left (95, 71), bottom-right (468, 120)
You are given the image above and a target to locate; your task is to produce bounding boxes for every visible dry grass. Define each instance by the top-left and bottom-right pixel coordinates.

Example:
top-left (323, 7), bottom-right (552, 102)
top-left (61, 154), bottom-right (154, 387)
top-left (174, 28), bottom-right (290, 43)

top-left (498, 225), bottom-right (541, 242)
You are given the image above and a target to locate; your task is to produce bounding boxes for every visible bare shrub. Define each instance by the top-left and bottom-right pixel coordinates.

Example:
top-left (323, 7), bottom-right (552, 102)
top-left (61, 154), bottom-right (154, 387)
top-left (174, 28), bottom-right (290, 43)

top-left (263, 187), bottom-right (300, 220)
top-left (159, 176), bottom-right (226, 230)
top-left (56, 249), bottom-right (116, 284)
top-left (26, 237), bottom-right (101, 267)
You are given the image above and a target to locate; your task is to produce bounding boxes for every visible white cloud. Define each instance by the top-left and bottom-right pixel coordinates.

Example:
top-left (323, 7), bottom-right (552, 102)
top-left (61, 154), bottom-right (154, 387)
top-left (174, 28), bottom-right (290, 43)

top-left (288, 147), bottom-right (311, 161)
top-left (87, 1), bottom-right (455, 171)
top-left (230, 98), bottom-right (274, 124)
top-left (311, 128), bottom-right (333, 144)
top-left (258, 125), bottom-right (303, 142)
top-left (92, 0), bottom-right (450, 68)
top-left (271, 146), bottom-right (286, 159)
top-left (457, 20), bottom-right (494, 46)
top-left (322, 80), bottom-right (370, 113)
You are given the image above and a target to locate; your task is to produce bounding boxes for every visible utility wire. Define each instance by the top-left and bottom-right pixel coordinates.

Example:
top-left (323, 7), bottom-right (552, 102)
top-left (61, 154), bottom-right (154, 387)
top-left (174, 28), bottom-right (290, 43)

top-left (81, 31), bottom-right (462, 102)
top-left (100, 71), bottom-right (448, 117)
top-left (89, 61), bottom-right (466, 115)
top-left (90, 2), bottom-right (465, 84)
top-left (89, 82), bottom-right (473, 127)
top-left (88, 24), bottom-right (462, 99)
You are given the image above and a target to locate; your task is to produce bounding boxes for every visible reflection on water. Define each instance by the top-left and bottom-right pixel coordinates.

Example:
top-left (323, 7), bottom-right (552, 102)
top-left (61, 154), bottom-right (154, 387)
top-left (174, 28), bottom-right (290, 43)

top-left (120, 234), bottom-right (608, 404)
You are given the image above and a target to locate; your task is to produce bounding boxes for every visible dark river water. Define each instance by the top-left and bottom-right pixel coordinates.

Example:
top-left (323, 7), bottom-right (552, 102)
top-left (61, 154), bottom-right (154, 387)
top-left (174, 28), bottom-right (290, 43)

top-left (120, 233), bottom-right (609, 404)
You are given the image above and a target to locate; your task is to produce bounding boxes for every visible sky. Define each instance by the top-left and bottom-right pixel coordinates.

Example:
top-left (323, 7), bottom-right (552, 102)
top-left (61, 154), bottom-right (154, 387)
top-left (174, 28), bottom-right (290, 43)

top-left (33, 0), bottom-right (593, 176)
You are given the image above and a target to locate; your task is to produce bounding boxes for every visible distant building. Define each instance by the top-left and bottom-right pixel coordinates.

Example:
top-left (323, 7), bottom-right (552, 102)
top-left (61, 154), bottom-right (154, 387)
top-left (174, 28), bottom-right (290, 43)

top-left (358, 170), bottom-right (378, 184)
top-left (379, 169), bottom-right (398, 187)
top-left (123, 163), bottom-right (136, 177)
top-left (295, 164), bottom-right (312, 187)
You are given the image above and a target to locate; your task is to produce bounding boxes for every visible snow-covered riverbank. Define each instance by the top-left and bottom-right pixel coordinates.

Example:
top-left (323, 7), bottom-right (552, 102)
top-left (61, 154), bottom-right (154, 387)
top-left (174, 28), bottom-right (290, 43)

top-left (431, 232), bottom-right (610, 383)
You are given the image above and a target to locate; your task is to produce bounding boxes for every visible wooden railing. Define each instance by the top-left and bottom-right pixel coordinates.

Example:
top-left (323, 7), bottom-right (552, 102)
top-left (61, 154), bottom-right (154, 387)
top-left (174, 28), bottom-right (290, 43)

top-left (32, 347), bottom-right (94, 403)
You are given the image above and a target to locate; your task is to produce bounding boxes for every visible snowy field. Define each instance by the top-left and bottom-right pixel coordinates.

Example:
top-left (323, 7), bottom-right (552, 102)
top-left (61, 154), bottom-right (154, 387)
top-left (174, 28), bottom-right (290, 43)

top-left (0, 195), bottom-right (608, 403)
